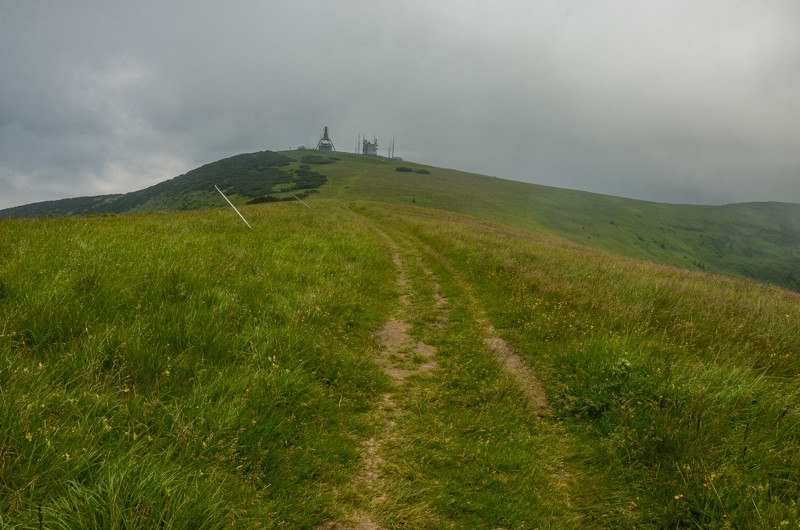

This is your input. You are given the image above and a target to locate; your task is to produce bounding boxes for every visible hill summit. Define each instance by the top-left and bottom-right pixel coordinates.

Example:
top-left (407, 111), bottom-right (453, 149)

top-left (0, 150), bottom-right (330, 218)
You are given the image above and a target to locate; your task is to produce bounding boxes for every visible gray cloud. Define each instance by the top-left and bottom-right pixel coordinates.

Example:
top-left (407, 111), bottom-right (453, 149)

top-left (1, 0), bottom-right (799, 209)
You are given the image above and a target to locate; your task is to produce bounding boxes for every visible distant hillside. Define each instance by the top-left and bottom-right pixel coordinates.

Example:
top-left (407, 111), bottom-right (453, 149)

top-left (0, 150), bottom-right (327, 218)
top-left (2, 149), bottom-right (799, 291)
top-left (305, 151), bottom-right (800, 291)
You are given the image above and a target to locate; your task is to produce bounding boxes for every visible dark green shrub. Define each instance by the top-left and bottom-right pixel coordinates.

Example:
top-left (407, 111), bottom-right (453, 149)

top-left (247, 195), bottom-right (281, 204)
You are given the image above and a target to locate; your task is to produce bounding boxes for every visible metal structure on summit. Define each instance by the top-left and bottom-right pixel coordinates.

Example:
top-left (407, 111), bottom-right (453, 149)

top-left (354, 132), bottom-right (396, 158)
top-left (316, 126), bottom-right (335, 151)
top-left (361, 135), bottom-right (378, 156)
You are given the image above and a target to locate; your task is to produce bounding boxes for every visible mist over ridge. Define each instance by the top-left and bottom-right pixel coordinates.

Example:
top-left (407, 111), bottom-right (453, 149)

top-left (1, 1), bottom-right (799, 209)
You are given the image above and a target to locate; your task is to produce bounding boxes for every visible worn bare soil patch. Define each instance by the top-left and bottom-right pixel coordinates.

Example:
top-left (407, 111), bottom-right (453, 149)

top-left (321, 224), bottom-right (556, 528)
top-left (321, 248), bottom-right (440, 529)
top-left (483, 334), bottom-right (552, 416)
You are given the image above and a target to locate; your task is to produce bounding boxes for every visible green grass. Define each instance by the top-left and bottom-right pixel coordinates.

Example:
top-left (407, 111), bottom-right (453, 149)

top-left (361, 203), bottom-right (800, 527)
top-left (2, 194), bottom-right (800, 526)
top-left (3, 149), bottom-right (799, 291)
top-left (365, 233), bottom-right (591, 528)
top-left (299, 151), bottom-right (800, 291)
top-left (0, 204), bottom-right (395, 527)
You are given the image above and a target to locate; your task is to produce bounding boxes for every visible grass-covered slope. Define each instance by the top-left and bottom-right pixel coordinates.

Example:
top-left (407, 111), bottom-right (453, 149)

top-left (0, 204), bottom-right (394, 527)
top-left (0, 151), bottom-right (326, 218)
top-left (360, 203), bottom-right (800, 527)
top-left (2, 148), bottom-right (799, 290)
top-left (302, 151), bottom-right (800, 291)
top-left (1, 200), bottom-right (799, 527)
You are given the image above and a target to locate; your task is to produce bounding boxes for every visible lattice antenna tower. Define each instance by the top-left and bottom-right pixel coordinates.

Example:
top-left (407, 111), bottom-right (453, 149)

top-left (316, 126), bottom-right (335, 151)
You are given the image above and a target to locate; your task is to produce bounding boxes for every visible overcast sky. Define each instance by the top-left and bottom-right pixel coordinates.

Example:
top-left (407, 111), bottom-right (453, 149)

top-left (2, 1), bottom-right (799, 209)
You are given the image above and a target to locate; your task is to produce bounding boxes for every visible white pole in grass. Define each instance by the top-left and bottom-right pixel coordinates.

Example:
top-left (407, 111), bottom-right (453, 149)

top-left (215, 185), bottom-right (252, 229)
top-left (294, 195), bottom-right (312, 209)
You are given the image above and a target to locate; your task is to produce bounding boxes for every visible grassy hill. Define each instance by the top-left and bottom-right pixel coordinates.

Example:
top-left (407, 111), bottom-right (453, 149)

top-left (0, 151), bottom-right (327, 218)
top-left (2, 149), bottom-right (799, 292)
top-left (306, 151), bottom-right (800, 291)
top-left (1, 200), bottom-right (798, 527)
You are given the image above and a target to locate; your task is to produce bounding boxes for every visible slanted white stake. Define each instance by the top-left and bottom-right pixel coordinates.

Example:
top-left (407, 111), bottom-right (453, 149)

top-left (294, 195), bottom-right (312, 209)
top-left (215, 185), bottom-right (252, 229)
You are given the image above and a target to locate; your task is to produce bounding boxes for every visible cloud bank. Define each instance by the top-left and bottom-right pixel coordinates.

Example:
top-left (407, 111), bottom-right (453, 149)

top-left (1, 1), bottom-right (798, 209)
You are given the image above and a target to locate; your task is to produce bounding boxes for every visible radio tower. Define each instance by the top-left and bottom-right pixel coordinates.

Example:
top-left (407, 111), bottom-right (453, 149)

top-left (316, 126), bottom-right (335, 151)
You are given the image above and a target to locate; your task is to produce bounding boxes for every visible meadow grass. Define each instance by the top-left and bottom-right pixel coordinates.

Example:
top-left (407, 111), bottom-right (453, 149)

top-left (366, 202), bottom-right (800, 528)
top-left (304, 151), bottom-right (800, 292)
top-left (360, 229), bottom-right (586, 528)
top-left (2, 197), bottom-right (800, 528)
top-left (0, 204), bottom-right (395, 528)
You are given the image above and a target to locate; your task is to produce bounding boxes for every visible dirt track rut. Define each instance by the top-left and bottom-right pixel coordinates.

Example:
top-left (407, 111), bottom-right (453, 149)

top-left (320, 218), bottom-right (554, 529)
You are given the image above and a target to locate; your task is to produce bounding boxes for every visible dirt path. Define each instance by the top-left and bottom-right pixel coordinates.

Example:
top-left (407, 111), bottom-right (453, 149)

top-left (483, 332), bottom-right (552, 416)
top-left (321, 212), bottom-right (558, 528)
top-left (320, 240), bottom-right (445, 529)
top-left (407, 235), bottom-right (554, 417)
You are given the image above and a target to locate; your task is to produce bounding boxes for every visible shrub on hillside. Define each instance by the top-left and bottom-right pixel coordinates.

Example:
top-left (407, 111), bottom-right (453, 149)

top-left (247, 195), bottom-right (281, 204)
top-left (415, 169), bottom-right (431, 175)
top-left (395, 167), bottom-right (413, 173)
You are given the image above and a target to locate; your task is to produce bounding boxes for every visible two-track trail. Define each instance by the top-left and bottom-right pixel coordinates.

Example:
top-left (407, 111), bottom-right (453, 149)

top-left (320, 206), bottom-right (594, 528)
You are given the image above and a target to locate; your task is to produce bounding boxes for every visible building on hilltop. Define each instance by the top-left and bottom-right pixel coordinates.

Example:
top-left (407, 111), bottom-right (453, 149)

top-left (362, 135), bottom-right (378, 156)
top-left (316, 126), bottom-right (335, 151)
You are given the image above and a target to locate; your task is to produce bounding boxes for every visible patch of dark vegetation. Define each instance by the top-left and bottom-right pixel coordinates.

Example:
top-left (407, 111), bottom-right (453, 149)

top-left (300, 155), bottom-right (336, 165)
top-left (247, 195), bottom-right (282, 204)
top-left (0, 151), bottom-right (330, 218)
top-left (395, 166), bottom-right (413, 173)
top-left (292, 165), bottom-right (327, 191)
top-left (415, 169), bottom-right (431, 175)
top-left (247, 189), bottom-right (320, 205)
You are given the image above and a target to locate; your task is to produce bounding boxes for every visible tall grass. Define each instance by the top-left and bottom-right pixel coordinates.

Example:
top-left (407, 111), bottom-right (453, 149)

top-left (364, 233), bottom-right (583, 528)
top-left (366, 203), bottom-right (800, 528)
top-left (0, 204), bottom-right (394, 527)
top-left (4, 198), bottom-right (800, 527)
